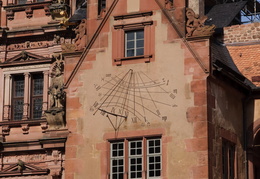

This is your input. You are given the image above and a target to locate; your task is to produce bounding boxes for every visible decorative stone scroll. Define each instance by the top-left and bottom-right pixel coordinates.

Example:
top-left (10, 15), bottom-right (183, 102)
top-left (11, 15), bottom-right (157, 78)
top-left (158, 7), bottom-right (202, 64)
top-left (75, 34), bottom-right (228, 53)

top-left (186, 8), bottom-right (215, 37)
top-left (45, 53), bottom-right (66, 129)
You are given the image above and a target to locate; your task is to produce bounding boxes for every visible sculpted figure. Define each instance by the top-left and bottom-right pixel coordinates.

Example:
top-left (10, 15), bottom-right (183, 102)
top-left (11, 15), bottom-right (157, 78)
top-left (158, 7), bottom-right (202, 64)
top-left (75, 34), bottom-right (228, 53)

top-left (49, 53), bottom-right (65, 108)
top-left (45, 53), bottom-right (66, 129)
top-left (186, 8), bottom-right (215, 37)
top-left (74, 19), bottom-right (87, 51)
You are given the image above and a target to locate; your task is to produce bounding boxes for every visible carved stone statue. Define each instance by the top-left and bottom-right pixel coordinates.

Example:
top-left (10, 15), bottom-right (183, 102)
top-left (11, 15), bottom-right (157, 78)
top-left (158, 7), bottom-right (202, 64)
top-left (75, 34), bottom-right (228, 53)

top-left (44, 53), bottom-right (66, 129)
top-left (186, 8), bottom-right (215, 37)
top-left (74, 19), bottom-right (87, 51)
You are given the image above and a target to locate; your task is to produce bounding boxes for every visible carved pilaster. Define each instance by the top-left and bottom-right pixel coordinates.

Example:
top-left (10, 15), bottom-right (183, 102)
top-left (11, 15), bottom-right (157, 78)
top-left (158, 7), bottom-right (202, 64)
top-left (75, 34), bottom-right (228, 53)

top-left (3, 105), bottom-right (11, 121)
top-left (21, 124), bottom-right (29, 134)
top-left (22, 73), bottom-right (30, 120)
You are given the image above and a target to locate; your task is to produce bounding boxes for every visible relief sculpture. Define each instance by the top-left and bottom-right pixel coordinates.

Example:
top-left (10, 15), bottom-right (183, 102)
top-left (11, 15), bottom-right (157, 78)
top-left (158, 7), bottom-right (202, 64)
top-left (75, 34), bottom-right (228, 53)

top-left (74, 19), bottom-right (87, 51)
top-left (44, 53), bottom-right (66, 129)
top-left (186, 8), bottom-right (215, 37)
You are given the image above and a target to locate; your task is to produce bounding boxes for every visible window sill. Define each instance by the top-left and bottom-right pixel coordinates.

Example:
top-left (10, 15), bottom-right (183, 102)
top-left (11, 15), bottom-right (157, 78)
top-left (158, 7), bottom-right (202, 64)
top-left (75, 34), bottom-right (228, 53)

top-left (114, 54), bottom-right (152, 66)
top-left (0, 119), bottom-right (47, 127)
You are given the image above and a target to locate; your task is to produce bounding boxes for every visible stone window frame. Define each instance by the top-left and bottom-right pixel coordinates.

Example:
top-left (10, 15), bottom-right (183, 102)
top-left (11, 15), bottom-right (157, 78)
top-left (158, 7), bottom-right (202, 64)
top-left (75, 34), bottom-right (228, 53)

top-left (1, 64), bottom-right (50, 134)
top-left (112, 11), bottom-right (155, 66)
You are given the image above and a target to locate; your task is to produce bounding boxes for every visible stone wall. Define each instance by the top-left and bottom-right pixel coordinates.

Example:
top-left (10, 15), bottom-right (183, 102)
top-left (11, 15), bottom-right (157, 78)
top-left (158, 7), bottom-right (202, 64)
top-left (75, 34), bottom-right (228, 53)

top-left (224, 22), bottom-right (260, 44)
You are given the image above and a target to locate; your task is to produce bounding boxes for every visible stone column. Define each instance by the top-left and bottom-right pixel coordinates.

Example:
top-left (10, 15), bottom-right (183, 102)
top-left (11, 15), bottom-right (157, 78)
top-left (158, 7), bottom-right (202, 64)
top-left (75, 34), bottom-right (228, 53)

top-left (3, 74), bottom-right (12, 121)
top-left (22, 72), bottom-right (30, 120)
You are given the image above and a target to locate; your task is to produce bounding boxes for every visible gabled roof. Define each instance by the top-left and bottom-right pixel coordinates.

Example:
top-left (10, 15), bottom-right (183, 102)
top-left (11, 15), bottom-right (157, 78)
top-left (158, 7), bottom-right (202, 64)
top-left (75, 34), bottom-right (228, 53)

top-left (0, 51), bottom-right (52, 67)
top-left (0, 161), bottom-right (49, 177)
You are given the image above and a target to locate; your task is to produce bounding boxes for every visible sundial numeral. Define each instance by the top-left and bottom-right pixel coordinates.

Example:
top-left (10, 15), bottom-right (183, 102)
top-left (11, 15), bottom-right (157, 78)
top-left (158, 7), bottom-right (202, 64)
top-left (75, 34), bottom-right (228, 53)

top-left (90, 106), bottom-right (95, 112)
top-left (173, 89), bottom-right (177, 94)
top-left (156, 109), bottom-right (161, 116)
top-left (172, 104), bottom-right (178, 107)
top-left (125, 111), bottom-right (129, 118)
top-left (144, 116), bottom-right (147, 122)
top-left (106, 74), bottom-right (111, 77)
top-left (94, 84), bottom-right (101, 91)
top-left (118, 109), bottom-right (122, 115)
top-left (111, 107), bottom-right (115, 113)
top-left (162, 116), bottom-right (167, 121)
top-left (100, 110), bottom-right (105, 116)
top-left (169, 93), bottom-right (176, 99)
top-left (93, 101), bottom-right (99, 108)
top-left (132, 117), bottom-right (137, 123)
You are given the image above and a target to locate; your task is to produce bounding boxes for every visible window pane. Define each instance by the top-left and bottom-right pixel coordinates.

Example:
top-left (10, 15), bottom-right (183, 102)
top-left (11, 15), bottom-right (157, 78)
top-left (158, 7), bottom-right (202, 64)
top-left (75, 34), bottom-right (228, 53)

top-left (136, 31), bottom-right (144, 39)
top-left (14, 76), bottom-right (24, 97)
top-left (127, 50), bottom-right (135, 57)
top-left (136, 48), bottom-right (144, 56)
top-left (33, 75), bottom-right (43, 95)
top-left (129, 140), bottom-right (142, 178)
top-left (136, 40), bottom-right (144, 48)
top-left (32, 98), bottom-right (43, 119)
top-left (126, 32), bottom-right (135, 40)
top-left (127, 41), bottom-right (135, 49)
top-left (13, 99), bottom-right (23, 121)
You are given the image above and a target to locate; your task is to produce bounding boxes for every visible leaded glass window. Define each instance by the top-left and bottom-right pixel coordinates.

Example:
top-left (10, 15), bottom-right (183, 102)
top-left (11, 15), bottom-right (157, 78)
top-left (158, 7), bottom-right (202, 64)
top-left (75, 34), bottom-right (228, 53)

top-left (12, 75), bottom-right (24, 121)
top-left (31, 74), bottom-right (43, 119)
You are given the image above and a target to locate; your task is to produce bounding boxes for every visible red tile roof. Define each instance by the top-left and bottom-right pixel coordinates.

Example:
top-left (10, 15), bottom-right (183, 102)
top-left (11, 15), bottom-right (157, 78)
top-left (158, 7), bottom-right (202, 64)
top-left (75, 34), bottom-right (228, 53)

top-left (227, 44), bottom-right (260, 86)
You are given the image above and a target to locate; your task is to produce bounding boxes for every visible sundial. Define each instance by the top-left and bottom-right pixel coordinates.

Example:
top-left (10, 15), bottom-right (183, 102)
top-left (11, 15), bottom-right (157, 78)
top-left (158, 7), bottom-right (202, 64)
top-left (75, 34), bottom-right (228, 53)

top-left (90, 69), bottom-right (177, 131)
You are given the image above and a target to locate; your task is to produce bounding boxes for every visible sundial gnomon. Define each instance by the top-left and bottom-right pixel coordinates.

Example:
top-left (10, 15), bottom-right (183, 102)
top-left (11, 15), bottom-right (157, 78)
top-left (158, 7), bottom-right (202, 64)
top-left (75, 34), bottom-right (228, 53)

top-left (91, 69), bottom-right (177, 131)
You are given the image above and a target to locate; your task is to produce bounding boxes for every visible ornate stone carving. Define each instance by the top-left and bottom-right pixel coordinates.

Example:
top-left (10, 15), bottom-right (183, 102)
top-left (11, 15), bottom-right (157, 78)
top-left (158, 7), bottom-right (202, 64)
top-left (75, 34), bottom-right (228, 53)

top-left (6, 10), bottom-right (14, 20)
top-left (186, 8), bottom-right (215, 37)
top-left (2, 125), bottom-right (10, 135)
top-left (25, 7), bottom-right (33, 18)
top-left (53, 34), bottom-right (61, 44)
top-left (74, 19), bottom-right (87, 51)
top-left (21, 124), bottom-right (29, 134)
top-left (165, 0), bottom-right (173, 9)
top-left (40, 122), bottom-right (48, 132)
top-left (45, 53), bottom-right (66, 129)
top-left (49, 0), bottom-right (69, 25)
top-left (44, 5), bottom-right (51, 16)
